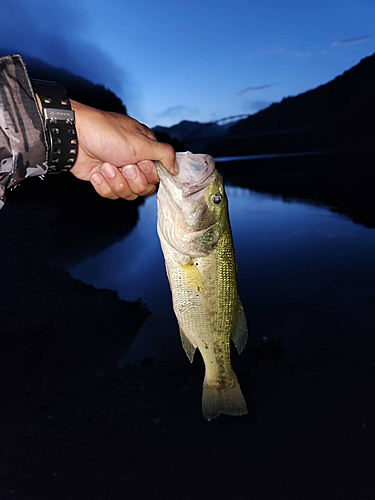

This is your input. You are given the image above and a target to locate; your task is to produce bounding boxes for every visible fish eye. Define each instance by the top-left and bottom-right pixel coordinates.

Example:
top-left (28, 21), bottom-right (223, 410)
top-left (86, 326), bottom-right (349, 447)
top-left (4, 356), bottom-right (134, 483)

top-left (212, 193), bottom-right (222, 205)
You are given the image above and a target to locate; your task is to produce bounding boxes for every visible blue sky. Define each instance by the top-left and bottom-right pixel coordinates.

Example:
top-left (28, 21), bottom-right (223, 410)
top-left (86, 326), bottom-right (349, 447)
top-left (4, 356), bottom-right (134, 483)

top-left (1, 0), bottom-right (374, 127)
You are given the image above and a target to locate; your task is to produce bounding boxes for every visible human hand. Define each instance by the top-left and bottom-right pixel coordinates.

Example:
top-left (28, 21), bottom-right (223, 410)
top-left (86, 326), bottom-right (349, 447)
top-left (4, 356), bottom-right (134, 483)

top-left (69, 100), bottom-right (178, 201)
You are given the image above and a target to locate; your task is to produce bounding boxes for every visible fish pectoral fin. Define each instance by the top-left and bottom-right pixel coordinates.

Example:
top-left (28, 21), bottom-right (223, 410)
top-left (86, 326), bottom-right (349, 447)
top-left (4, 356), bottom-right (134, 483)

top-left (231, 301), bottom-right (248, 354)
top-left (179, 327), bottom-right (196, 363)
top-left (179, 261), bottom-right (205, 293)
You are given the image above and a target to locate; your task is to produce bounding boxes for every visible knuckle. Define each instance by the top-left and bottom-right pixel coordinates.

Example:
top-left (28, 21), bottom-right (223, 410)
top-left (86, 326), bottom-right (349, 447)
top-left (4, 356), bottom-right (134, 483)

top-left (131, 179), bottom-right (148, 195)
top-left (139, 161), bottom-right (157, 177)
top-left (101, 186), bottom-right (118, 199)
top-left (137, 182), bottom-right (148, 194)
top-left (146, 128), bottom-right (156, 141)
top-left (103, 192), bottom-right (119, 200)
top-left (112, 181), bottom-right (127, 194)
top-left (145, 186), bottom-right (156, 197)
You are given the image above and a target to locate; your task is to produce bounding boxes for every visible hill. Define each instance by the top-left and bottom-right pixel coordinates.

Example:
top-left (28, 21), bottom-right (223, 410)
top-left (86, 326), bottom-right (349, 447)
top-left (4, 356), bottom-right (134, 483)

top-left (153, 54), bottom-right (375, 156)
top-left (0, 50), bottom-right (127, 114)
top-left (0, 51), bottom-right (141, 258)
top-left (210, 53), bottom-right (375, 156)
top-left (153, 120), bottom-right (231, 151)
top-left (153, 120), bottom-right (228, 141)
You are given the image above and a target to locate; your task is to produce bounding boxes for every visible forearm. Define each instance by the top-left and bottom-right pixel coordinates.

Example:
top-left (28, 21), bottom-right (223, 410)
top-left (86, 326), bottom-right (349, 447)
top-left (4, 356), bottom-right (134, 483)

top-left (0, 56), bottom-right (177, 207)
top-left (0, 55), bottom-right (48, 209)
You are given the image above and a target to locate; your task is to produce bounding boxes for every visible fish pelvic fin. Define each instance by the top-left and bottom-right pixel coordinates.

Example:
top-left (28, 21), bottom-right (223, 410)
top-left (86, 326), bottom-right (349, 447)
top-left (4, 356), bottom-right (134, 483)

top-left (231, 301), bottom-right (248, 354)
top-left (202, 370), bottom-right (247, 421)
top-left (179, 327), bottom-right (196, 363)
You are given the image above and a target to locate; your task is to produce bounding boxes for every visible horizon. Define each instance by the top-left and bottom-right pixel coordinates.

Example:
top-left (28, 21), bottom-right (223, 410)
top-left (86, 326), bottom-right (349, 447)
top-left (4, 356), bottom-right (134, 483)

top-left (1, 0), bottom-right (374, 128)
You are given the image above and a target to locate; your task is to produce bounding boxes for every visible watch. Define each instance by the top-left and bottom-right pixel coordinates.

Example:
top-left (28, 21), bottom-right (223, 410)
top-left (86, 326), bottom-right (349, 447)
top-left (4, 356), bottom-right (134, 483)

top-left (31, 79), bottom-right (78, 174)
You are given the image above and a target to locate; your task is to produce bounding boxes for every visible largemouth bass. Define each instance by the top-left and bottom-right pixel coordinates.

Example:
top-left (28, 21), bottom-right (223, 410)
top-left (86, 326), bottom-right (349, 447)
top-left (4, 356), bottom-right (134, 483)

top-left (156, 152), bottom-right (247, 420)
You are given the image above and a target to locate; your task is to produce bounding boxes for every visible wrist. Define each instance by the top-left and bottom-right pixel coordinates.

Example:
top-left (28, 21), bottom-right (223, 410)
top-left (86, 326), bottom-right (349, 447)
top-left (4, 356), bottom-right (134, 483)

top-left (69, 99), bottom-right (82, 141)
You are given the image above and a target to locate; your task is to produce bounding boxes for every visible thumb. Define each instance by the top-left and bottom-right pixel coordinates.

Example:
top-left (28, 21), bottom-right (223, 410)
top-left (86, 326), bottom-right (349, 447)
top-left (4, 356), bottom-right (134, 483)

top-left (143, 138), bottom-right (178, 175)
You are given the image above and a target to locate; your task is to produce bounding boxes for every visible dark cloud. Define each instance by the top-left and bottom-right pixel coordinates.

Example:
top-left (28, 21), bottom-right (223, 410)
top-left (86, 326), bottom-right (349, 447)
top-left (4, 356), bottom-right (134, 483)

top-left (236, 85), bottom-right (273, 97)
top-left (331, 35), bottom-right (373, 48)
top-left (0, 0), bottom-right (129, 98)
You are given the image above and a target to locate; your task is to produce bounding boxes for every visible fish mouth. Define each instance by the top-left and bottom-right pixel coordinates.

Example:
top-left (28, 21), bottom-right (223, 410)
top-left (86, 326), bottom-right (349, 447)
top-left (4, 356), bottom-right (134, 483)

top-left (156, 151), bottom-right (216, 197)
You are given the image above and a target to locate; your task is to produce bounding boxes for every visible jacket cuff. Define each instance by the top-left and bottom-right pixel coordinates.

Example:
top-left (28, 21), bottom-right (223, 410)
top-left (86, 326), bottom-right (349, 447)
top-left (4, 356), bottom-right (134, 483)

top-left (0, 54), bottom-right (48, 208)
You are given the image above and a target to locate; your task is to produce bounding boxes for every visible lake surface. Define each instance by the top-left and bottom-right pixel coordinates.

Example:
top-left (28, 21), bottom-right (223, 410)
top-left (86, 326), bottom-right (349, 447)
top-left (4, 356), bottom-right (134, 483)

top-left (68, 184), bottom-right (375, 364)
top-left (214, 151), bottom-right (332, 162)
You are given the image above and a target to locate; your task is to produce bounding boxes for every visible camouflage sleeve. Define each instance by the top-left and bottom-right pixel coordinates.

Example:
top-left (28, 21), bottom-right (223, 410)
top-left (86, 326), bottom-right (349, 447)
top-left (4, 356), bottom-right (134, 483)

top-left (0, 55), bottom-right (48, 209)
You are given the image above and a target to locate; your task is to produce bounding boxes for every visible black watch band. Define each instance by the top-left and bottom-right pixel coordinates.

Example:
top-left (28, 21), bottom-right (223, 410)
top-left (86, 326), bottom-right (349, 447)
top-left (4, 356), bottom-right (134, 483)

top-left (31, 79), bottom-right (78, 174)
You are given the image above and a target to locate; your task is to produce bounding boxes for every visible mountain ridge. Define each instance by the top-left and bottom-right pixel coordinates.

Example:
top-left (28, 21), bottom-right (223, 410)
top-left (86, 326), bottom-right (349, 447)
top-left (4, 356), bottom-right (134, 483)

top-left (153, 53), bottom-right (375, 155)
top-left (0, 49), bottom-right (127, 115)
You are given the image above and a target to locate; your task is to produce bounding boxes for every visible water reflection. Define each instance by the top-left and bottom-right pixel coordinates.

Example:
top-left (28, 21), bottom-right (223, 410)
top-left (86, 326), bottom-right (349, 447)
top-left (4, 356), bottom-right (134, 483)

top-left (68, 186), bottom-right (375, 363)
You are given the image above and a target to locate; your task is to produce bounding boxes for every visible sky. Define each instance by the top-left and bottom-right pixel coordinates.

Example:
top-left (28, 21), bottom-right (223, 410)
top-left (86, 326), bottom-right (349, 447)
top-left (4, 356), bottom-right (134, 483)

top-left (1, 0), bottom-right (374, 127)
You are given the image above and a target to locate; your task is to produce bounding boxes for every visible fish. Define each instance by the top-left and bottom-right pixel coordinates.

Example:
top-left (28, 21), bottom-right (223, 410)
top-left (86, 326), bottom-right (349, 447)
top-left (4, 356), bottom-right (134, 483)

top-left (155, 151), bottom-right (248, 420)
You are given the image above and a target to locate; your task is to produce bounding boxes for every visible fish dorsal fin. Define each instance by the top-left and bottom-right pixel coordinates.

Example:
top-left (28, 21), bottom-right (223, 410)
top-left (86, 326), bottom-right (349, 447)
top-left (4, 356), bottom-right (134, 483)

top-left (179, 326), bottom-right (196, 363)
top-left (231, 301), bottom-right (248, 354)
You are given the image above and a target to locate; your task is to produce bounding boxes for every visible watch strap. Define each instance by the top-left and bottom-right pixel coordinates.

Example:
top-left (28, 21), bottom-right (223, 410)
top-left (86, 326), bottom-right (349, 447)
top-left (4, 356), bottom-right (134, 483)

top-left (31, 79), bottom-right (78, 174)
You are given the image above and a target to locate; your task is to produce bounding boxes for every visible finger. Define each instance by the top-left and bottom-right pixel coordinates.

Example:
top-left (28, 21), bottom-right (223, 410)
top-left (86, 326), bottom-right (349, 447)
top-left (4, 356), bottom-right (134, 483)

top-left (141, 139), bottom-right (178, 175)
top-left (91, 172), bottom-right (120, 200)
top-left (101, 162), bottom-right (138, 201)
top-left (144, 185), bottom-right (157, 197)
top-left (137, 160), bottom-right (159, 184)
top-left (120, 164), bottom-right (156, 197)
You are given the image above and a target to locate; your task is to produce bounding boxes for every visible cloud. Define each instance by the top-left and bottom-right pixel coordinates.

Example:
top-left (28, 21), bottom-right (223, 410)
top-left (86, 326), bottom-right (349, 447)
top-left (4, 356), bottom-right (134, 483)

top-left (236, 85), bottom-right (273, 97)
top-left (155, 105), bottom-right (199, 119)
top-left (0, 0), bottom-right (133, 101)
top-left (331, 35), bottom-right (373, 48)
top-left (243, 100), bottom-right (272, 113)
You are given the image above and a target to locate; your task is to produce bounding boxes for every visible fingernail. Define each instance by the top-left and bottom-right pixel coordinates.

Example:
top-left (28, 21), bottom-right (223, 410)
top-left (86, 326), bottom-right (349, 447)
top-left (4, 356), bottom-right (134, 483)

top-left (139, 162), bottom-right (151, 174)
top-left (92, 173), bottom-right (102, 185)
top-left (123, 165), bottom-right (138, 180)
top-left (174, 159), bottom-right (179, 175)
top-left (103, 164), bottom-right (116, 178)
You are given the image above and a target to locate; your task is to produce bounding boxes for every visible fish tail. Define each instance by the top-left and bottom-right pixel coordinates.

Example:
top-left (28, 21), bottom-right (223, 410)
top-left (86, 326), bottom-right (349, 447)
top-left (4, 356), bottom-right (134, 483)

top-left (202, 370), bottom-right (247, 421)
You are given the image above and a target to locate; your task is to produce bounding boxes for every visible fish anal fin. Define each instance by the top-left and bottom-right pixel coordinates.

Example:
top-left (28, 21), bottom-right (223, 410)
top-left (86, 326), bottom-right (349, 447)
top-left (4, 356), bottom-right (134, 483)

top-left (179, 327), bottom-right (196, 363)
top-left (231, 301), bottom-right (248, 354)
top-left (202, 371), bottom-right (247, 421)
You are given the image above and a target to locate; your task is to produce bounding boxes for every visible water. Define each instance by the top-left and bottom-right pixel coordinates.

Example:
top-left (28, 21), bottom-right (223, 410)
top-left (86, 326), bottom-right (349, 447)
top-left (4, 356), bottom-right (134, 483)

top-left (214, 151), bottom-right (332, 162)
top-left (68, 185), bottom-right (375, 364)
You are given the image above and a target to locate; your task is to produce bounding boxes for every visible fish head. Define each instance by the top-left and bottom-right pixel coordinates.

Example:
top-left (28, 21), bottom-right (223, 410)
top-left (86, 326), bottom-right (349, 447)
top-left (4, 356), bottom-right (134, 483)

top-left (156, 152), bottom-right (228, 257)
